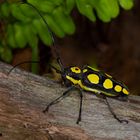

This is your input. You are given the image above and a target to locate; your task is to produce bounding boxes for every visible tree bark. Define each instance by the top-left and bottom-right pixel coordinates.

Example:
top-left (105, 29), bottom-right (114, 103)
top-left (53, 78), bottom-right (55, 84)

top-left (0, 62), bottom-right (140, 140)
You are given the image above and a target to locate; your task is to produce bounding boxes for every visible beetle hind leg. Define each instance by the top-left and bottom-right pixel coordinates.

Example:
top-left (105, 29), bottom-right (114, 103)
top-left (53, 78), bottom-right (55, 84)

top-left (104, 97), bottom-right (128, 124)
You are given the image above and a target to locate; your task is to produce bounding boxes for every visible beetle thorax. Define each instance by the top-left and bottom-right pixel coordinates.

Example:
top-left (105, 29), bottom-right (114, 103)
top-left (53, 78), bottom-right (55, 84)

top-left (62, 66), bottom-right (82, 86)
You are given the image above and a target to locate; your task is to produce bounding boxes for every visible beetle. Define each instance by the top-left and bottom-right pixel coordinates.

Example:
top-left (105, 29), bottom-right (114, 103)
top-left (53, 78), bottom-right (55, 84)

top-left (9, 2), bottom-right (129, 124)
top-left (43, 59), bottom-right (129, 124)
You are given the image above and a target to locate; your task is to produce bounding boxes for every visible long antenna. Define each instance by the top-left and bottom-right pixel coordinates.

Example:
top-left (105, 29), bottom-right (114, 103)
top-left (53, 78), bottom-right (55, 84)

top-left (20, 2), bottom-right (64, 69)
top-left (8, 61), bottom-right (40, 75)
top-left (8, 1), bottom-right (64, 75)
top-left (20, 2), bottom-right (55, 46)
top-left (7, 60), bottom-right (62, 75)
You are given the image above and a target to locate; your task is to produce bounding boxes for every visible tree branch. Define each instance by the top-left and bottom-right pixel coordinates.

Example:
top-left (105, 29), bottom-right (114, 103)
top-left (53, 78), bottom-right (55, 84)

top-left (0, 62), bottom-right (140, 140)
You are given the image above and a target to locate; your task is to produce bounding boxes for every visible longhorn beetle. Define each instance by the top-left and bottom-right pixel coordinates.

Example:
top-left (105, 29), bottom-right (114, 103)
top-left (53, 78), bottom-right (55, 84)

top-left (9, 2), bottom-right (129, 124)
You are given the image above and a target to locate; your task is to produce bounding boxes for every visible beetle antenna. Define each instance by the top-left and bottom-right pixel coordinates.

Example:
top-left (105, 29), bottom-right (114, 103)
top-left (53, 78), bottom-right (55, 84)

top-left (7, 61), bottom-right (40, 75)
top-left (20, 1), bottom-right (64, 71)
top-left (8, 1), bottom-right (64, 75)
top-left (8, 60), bottom-right (62, 75)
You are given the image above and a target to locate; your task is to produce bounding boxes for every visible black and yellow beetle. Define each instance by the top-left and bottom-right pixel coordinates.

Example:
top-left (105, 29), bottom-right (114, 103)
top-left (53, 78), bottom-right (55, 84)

top-left (9, 2), bottom-right (129, 124)
top-left (61, 65), bottom-right (129, 99)
top-left (43, 58), bottom-right (129, 124)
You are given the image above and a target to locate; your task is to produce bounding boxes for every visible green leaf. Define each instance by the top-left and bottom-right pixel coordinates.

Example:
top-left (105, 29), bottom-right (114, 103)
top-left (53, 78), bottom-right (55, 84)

top-left (22, 23), bottom-right (38, 48)
top-left (119, 0), bottom-right (134, 10)
top-left (52, 6), bottom-right (75, 34)
top-left (93, 0), bottom-right (111, 22)
top-left (108, 0), bottom-right (119, 18)
top-left (7, 24), bottom-right (17, 48)
top-left (19, 4), bottom-right (38, 18)
top-left (10, 3), bottom-right (30, 22)
top-left (0, 2), bottom-right (10, 17)
top-left (44, 15), bottom-right (65, 38)
top-left (33, 19), bottom-right (53, 46)
top-left (27, 0), bottom-right (55, 13)
top-left (14, 23), bottom-right (28, 48)
top-left (65, 0), bottom-right (75, 14)
top-left (48, 0), bottom-right (64, 6)
top-left (84, 4), bottom-right (96, 22)
top-left (76, 0), bottom-right (96, 22)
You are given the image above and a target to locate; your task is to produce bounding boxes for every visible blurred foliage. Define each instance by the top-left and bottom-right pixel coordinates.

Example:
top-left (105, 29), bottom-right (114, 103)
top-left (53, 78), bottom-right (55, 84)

top-left (0, 0), bottom-right (134, 72)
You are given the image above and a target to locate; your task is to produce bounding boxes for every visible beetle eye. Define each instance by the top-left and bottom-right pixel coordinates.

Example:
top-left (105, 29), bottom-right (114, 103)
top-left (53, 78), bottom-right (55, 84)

top-left (75, 67), bottom-right (79, 70)
top-left (70, 67), bottom-right (81, 73)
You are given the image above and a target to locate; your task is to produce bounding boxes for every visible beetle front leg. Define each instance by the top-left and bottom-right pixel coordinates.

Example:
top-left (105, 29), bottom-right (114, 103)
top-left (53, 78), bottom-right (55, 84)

top-left (43, 86), bottom-right (74, 113)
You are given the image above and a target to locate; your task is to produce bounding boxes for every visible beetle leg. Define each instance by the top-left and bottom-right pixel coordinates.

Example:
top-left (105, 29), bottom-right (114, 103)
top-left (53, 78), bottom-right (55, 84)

top-left (43, 86), bottom-right (83, 124)
top-left (76, 88), bottom-right (83, 124)
top-left (104, 97), bottom-right (128, 123)
top-left (43, 86), bottom-right (74, 113)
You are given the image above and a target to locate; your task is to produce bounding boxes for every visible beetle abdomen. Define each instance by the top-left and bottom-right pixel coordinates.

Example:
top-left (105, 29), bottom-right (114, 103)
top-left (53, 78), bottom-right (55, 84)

top-left (81, 66), bottom-right (129, 97)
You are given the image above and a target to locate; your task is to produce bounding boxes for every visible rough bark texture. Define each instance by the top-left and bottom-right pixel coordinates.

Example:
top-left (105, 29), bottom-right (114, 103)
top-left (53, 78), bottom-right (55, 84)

top-left (0, 62), bottom-right (140, 140)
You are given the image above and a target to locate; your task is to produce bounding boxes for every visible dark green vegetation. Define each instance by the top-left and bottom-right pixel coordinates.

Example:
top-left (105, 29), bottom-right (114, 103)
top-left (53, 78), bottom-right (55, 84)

top-left (0, 0), bottom-right (133, 64)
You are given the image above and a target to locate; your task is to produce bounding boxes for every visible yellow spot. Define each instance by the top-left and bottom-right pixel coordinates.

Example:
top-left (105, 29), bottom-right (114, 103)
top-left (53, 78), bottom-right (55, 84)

top-left (103, 79), bottom-right (113, 89)
top-left (87, 74), bottom-right (99, 84)
top-left (66, 75), bottom-right (79, 85)
top-left (114, 85), bottom-right (122, 92)
top-left (122, 88), bottom-right (129, 95)
top-left (105, 73), bottom-right (112, 78)
top-left (83, 69), bottom-right (88, 73)
top-left (70, 67), bottom-right (81, 73)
